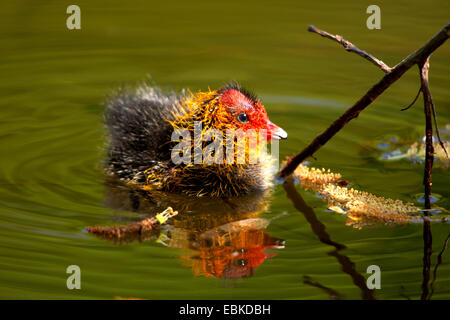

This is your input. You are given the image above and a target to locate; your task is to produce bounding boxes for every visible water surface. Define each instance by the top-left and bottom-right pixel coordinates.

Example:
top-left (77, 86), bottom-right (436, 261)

top-left (0, 0), bottom-right (449, 299)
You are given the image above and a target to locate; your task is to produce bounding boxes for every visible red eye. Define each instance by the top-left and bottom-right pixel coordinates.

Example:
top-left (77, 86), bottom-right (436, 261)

top-left (237, 112), bottom-right (249, 123)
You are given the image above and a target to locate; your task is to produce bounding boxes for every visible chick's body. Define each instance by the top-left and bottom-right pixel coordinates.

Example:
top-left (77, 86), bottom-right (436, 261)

top-left (105, 83), bottom-right (286, 197)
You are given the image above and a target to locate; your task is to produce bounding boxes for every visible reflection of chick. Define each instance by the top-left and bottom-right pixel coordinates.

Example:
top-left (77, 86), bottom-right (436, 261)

top-left (183, 218), bottom-right (285, 279)
top-left (105, 82), bottom-right (287, 197)
top-left (92, 181), bottom-right (285, 279)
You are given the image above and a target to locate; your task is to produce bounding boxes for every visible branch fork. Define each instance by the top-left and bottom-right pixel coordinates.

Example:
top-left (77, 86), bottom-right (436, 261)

top-left (307, 25), bottom-right (392, 73)
top-left (280, 23), bottom-right (450, 210)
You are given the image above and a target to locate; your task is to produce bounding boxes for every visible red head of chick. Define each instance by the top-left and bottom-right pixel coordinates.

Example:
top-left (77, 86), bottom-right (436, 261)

top-left (105, 82), bottom-right (287, 197)
top-left (214, 84), bottom-right (287, 140)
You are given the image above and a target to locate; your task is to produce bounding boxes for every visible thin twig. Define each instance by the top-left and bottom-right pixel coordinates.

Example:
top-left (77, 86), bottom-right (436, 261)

top-left (430, 96), bottom-right (449, 159)
top-left (279, 22), bottom-right (450, 178)
top-left (407, 62), bottom-right (449, 158)
top-left (401, 85), bottom-right (422, 111)
top-left (308, 25), bottom-right (392, 73)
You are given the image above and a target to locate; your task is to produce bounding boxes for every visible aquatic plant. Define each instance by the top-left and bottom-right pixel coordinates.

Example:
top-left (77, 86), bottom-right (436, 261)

top-left (291, 164), bottom-right (448, 228)
top-left (406, 140), bottom-right (450, 169)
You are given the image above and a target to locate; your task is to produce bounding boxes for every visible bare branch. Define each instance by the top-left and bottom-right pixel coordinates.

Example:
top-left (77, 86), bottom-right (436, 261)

top-left (430, 95), bottom-right (449, 159)
top-left (420, 61), bottom-right (434, 296)
top-left (279, 22), bottom-right (450, 178)
top-left (308, 25), bottom-right (392, 73)
top-left (420, 58), bottom-right (435, 210)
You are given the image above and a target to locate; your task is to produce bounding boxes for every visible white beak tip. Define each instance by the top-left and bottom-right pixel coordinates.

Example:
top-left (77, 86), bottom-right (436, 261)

top-left (273, 127), bottom-right (288, 140)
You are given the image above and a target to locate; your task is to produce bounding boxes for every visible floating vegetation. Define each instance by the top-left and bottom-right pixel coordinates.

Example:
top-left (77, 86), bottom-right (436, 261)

top-left (405, 141), bottom-right (449, 169)
top-left (321, 184), bottom-right (416, 227)
top-left (86, 207), bottom-right (178, 243)
top-left (362, 126), bottom-right (450, 169)
top-left (380, 149), bottom-right (404, 161)
top-left (293, 164), bottom-right (343, 190)
top-left (292, 164), bottom-right (448, 228)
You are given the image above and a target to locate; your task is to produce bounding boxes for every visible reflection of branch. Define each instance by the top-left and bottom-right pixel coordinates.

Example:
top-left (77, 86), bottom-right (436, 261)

top-left (303, 275), bottom-right (341, 300)
top-left (399, 286), bottom-right (412, 300)
top-left (283, 177), bottom-right (375, 300)
top-left (421, 219), bottom-right (433, 300)
top-left (280, 22), bottom-right (450, 178)
top-left (284, 177), bottom-right (344, 249)
top-left (428, 233), bottom-right (450, 300)
top-left (308, 25), bottom-right (391, 73)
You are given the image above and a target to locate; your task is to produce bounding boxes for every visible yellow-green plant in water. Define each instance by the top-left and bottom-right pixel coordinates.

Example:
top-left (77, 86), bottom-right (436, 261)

top-left (292, 164), bottom-right (446, 228)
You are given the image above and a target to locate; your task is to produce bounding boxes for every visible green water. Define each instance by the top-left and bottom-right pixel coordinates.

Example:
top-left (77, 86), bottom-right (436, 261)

top-left (1, 0), bottom-right (449, 299)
